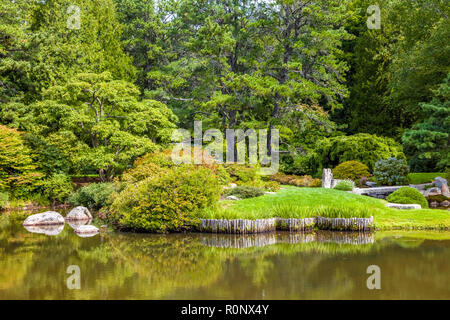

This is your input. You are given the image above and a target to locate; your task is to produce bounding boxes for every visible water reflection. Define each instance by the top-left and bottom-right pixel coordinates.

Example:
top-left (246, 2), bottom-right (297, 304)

top-left (201, 232), bottom-right (374, 249)
top-left (23, 224), bottom-right (65, 236)
top-left (1, 214), bottom-right (449, 299)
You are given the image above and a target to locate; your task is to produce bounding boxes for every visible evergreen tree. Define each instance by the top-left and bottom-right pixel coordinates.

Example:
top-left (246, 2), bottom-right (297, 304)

top-left (402, 74), bottom-right (450, 172)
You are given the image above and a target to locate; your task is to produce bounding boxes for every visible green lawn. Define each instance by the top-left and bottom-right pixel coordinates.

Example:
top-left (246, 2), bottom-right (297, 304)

top-left (408, 172), bottom-right (445, 184)
top-left (202, 186), bottom-right (450, 230)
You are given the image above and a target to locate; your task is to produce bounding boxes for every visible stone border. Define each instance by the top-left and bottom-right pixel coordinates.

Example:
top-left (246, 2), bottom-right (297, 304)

top-left (197, 216), bottom-right (373, 234)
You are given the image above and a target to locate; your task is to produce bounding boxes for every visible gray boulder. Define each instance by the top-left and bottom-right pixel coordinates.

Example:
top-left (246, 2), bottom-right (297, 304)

top-left (441, 200), bottom-right (450, 207)
top-left (65, 206), bottom-right (93, 221)
top-left (366, 182), bottom-right (377, 188)
top-left (23, 211), bottom-right (65, 226)
top-left (434, 177), bottom-right (448, 188)
top-left (226, 195), bottom-right (240, 201)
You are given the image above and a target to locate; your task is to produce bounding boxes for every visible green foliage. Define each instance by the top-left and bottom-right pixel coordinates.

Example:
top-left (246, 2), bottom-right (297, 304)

top-left (310, 133), bottom-right (405, 173)
top-left (332, 161), bottom-right (371, 185)
top-left (225, 164), bottom-right (258, 183)
top-left (109, 165), bottom-right (220, 232)
top-left (68, 183), bottom-right (116, 210)
top-left (338, 0), bottom-right (450, 138)
top-left (5, 72), bottom-right (178, 181)
top-left (225, 186), bottom-right (265, 199)
top-left (402, 74), bottom-right (450, 172)
top-left (40, 173), bottom-right (73, 203)
top-left (374, 157), bottom-right (410, 186)
top-left (216, 165), bottom-right (232, 186)
top-left (0, 125), bottom-right (42, 198)
top-left (387, 187), bottom-right (428, 209)
top-left (333, 180), bottom-right (354, 192)
top-left (0, 192), bottom-right (8, 210)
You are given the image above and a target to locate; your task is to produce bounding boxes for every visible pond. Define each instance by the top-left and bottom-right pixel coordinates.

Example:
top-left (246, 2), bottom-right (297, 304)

top-left (1, 212), bottom-right (449, 300)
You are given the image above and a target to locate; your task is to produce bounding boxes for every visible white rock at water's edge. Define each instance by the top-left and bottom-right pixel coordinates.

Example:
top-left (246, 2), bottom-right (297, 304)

top-left (23, 211), bottom-right (65, 226)
top-left (385, 203), bottom-right (421, 210)
top-left (65, 206), bottom-right (93, 221)
top-left (74, 225), bottom-right (99, 236)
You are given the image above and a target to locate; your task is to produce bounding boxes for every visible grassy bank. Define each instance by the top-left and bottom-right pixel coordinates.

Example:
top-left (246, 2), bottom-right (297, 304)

top-left (200, 186), bottom-right (450, 230)
top-left (407, 172), bottom-right (445, 184)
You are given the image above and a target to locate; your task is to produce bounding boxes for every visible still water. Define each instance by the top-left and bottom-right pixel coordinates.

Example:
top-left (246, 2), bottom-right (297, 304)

top-left (1, 213), bottom-right (449, 299)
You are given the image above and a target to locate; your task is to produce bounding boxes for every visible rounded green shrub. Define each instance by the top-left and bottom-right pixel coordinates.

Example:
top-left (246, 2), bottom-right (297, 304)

top-left (386, 187), bottom-right (428, 208)
top-left (226, 186), bottom-right (265, 199)
top-left (332, 161), bottom-right (371, 185)
top-left (109, 165), bottom-right (220, 233)
top-left (374, 157), bottom-right (409, 186)
top-left (333, 180), bottom-right (354, 191)
top-left (40, 173), bottom-right (73, 203)
top-left (68, 183), bottom-right (115, 210)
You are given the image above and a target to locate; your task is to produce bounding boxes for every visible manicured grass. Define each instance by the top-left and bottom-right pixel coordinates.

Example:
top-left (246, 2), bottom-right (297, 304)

top-left (407, 172), bottom-right (445, 184)
top-left (200, 186), bottom-right (450, 230)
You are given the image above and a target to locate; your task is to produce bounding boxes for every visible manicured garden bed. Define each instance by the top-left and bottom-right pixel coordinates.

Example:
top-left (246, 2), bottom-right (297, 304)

top-left (200, 186), bottom-right (450, 230)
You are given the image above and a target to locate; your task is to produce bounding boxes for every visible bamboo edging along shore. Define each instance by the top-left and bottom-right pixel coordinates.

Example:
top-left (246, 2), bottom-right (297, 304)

top-left (197, 216), bottom-right (373, 234)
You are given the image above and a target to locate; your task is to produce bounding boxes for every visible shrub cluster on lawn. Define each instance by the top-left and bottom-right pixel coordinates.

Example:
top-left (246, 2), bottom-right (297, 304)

top-left (109, 165), bottom-right (220, 233)
top-left (225, 186), bottom-right (265, 199)
top-left (68, 183), bottom-right (116, 210)
top-left (333, 180), bottom-right (354, 191)
top-left (374, 157), bottom-right (409, 186)
top-left (332, 161), bottom-right (371, 186)
top-left (386, 187), bottom-right (428, 208)
top-left (269, 173), bottom-right (321, 187)
top-left (106, 150), bottom-right (225, 232)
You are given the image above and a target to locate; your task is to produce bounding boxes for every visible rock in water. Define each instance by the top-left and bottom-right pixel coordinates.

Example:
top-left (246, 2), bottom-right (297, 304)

top-left (74, 225), bottom-right (99, 237)
top-left (23, 211), bottom-right (65, 226)
top-left (66, 220), bottom-right (89, 230)
top-left (434, 177), bottom-right (448, 189)
top-left (66, 206), bottom-right (93, 221)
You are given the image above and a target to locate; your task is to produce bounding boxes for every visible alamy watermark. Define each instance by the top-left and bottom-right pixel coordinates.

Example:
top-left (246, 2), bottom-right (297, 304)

top-left (66, 265), bottom-right (81, 290)
top-left (366, 265), bottom-right (381, 290)
top-left (367, 5), bottom-right (381, 30)
top-left (171, 121), bottom-right (280, 175)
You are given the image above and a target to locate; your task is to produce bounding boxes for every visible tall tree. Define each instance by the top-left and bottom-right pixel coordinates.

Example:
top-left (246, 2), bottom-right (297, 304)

top-left (3, 73), bottom-right (178, 181)
top-left (402, 74), bottom-right (450, 172)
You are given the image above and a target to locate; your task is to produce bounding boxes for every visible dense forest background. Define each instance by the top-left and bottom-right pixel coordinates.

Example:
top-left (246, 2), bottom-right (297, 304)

top-left (0, 0), bottom-right (449, 190)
